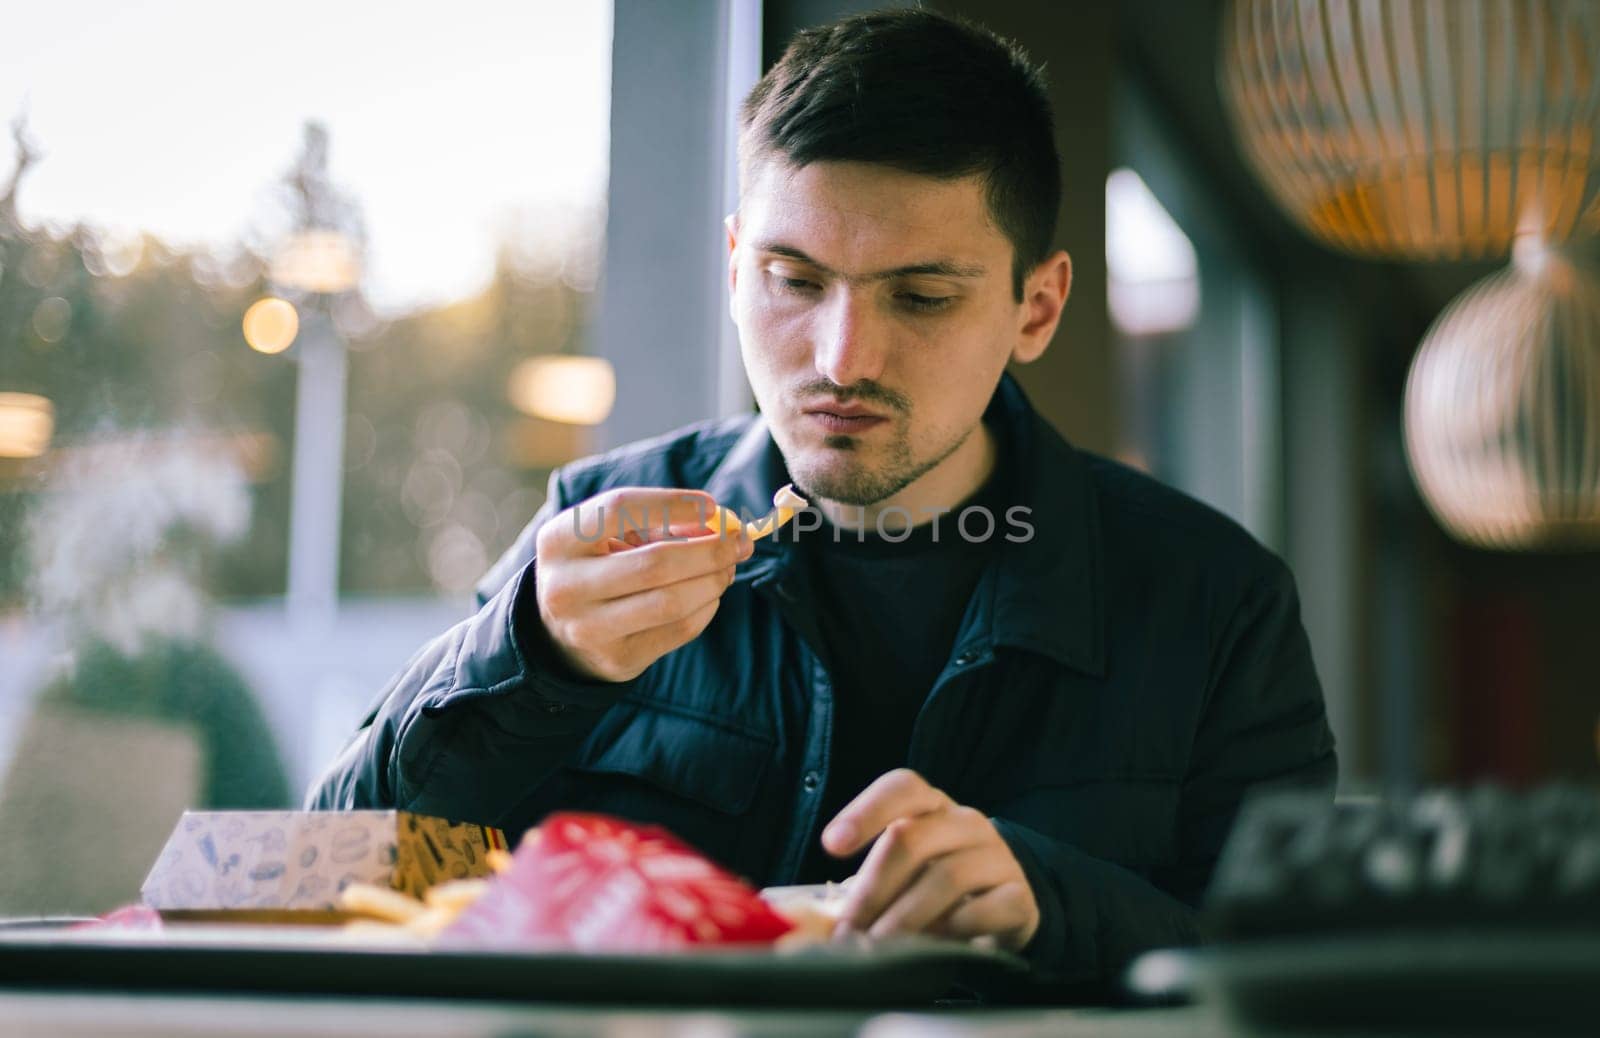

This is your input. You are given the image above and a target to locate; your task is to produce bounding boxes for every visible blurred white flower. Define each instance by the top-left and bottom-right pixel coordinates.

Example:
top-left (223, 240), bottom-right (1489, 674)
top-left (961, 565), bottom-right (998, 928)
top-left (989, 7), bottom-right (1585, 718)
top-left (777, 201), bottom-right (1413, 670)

top-left (28, 434), bottom-right (251, 654)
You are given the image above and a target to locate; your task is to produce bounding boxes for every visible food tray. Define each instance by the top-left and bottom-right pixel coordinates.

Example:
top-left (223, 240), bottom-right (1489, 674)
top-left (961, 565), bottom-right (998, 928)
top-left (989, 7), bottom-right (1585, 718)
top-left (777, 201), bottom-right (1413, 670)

top-left (0, 922), bottom-right (1028, 1008)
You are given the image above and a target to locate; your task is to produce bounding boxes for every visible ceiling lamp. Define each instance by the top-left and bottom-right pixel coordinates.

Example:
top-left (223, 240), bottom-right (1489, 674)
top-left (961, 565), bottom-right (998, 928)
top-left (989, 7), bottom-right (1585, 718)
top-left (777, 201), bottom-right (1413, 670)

top-left (1404, 238), bottom-right (1600, 548)
top-left (508, 356), bottom-right (616, 426)
top-left (0, 392), bottom-right (55, 459)
top-left (1220, 0), bottom-right (1600, 260)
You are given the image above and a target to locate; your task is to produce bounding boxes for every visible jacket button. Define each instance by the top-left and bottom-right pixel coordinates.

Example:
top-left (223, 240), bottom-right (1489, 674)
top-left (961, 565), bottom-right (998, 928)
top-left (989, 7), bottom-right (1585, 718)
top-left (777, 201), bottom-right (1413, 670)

top-left (802, 770), bottom-right (821, 792)
top-left (953, 651), bottom-right (978, 667)
top-left (544, 702), bottom-right (567, 715)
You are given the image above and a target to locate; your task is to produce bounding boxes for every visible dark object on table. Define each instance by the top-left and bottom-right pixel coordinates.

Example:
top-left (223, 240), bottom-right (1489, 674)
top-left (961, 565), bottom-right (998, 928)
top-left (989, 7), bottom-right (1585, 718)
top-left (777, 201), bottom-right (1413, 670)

top-left (0, 927), bottom-right (1026, 1008)
top-left (1171, 785), bottom-right (1600, 1034)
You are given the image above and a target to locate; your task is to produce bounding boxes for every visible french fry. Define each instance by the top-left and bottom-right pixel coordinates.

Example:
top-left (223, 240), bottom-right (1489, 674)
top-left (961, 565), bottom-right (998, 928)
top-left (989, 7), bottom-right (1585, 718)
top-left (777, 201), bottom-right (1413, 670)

top-left (338, 882), bottom-right (426, 924)
top-left (336, 877), bottom-right (494, 940)
top-left (336, 919), bottom-right (426, 944)
top-left (706, 483), bottom-right (809, 540)
top-left (425, 878), bottom-right (490, 913)
top-left (403, 906), bottom-right (462, 938)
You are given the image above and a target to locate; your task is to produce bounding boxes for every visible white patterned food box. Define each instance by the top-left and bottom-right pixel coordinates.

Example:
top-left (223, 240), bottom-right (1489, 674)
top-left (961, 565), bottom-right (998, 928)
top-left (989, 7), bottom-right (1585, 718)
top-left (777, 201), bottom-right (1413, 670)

top-left (140, 810), bottom-right (507, 921)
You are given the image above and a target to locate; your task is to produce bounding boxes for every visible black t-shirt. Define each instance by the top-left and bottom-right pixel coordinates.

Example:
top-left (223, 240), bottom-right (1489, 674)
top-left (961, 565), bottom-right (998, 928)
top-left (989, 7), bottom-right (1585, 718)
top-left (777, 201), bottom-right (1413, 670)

top-left (793, 431), bottom-right (1012, 881)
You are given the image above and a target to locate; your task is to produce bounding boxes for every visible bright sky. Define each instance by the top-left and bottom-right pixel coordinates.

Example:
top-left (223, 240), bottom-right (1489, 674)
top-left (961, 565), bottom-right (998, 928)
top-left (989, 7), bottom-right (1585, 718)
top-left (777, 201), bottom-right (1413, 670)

top-left (2, 0), bottom-right (613, 314)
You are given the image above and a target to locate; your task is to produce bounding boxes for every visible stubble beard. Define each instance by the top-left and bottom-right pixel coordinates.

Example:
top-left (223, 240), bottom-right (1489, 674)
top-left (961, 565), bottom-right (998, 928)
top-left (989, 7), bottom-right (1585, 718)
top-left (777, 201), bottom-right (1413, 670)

top-left (787, 418), bottom-right (969, 507)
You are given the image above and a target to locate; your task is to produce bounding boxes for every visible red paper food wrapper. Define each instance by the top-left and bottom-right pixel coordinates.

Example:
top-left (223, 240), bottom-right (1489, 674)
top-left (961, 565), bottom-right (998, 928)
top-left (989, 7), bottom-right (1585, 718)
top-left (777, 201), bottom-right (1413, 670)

top-left (439, 813), bottom-right (794, 951)
top-left (73, 905), bottom-right (164, 931)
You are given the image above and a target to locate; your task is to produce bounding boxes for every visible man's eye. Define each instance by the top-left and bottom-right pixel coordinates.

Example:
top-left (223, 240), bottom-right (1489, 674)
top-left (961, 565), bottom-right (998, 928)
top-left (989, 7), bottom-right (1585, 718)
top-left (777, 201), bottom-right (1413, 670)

top-left (771, 273), bottom-right (820, 295)
top-left (899, 293), bottom-right (954, 313)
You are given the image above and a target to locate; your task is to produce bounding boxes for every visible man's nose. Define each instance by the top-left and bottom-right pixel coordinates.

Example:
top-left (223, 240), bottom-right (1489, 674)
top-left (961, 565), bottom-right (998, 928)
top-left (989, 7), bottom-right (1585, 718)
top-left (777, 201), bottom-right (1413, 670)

top-left (813, 289), bottom-right (887, 386)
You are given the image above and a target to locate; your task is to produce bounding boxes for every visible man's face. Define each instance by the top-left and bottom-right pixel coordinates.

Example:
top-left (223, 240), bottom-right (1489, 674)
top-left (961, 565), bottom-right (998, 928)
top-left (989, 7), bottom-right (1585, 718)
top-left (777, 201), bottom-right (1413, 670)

top-left (728, 159), bottom-right (1029, 507)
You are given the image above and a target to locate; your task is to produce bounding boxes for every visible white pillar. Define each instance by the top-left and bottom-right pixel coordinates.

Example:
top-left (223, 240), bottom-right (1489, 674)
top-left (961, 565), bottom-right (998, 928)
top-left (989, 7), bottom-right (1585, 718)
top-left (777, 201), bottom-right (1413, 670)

top-left (285, 307), bottom-right (347, 632)
top-left (598, 0), bottom-right (755, 448)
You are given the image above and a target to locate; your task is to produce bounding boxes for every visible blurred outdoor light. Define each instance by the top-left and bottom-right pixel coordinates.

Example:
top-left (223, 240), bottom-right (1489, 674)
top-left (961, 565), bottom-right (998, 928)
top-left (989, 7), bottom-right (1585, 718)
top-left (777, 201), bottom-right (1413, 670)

top-left (1220, 0), bottom-right (1600, 260)
top-left (0, 392), bottom-right (55, 458)
top-left (508, 356), bottom-right (616, 425)
top-left (243, 297), bottom-right (300, 355)
top-left (1106, 168), bottom-right (1201, 337)
top-left (31, 296), bottom-right (71, 343)
top-left (1404, 237), bottom-right (1600, 550)
top-left (270, 228), bottom-right (360, 294)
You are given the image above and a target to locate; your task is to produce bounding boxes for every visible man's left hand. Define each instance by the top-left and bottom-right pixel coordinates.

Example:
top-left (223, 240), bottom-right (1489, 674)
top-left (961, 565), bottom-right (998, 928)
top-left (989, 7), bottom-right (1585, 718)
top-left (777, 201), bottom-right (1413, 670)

top-left (821, 768), bottom-right (1039, 950)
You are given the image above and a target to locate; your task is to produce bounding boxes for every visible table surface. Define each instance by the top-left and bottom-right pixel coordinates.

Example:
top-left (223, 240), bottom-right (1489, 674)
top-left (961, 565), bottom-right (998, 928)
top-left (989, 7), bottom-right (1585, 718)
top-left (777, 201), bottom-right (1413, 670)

top-left (0, 994), bottom-right (1220, 1038)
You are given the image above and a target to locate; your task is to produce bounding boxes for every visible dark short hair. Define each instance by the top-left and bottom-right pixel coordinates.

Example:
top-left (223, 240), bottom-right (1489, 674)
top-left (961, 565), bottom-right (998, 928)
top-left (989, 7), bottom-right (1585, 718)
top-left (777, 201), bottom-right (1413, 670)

top-left (738, 8), bottom-right (1060, 300)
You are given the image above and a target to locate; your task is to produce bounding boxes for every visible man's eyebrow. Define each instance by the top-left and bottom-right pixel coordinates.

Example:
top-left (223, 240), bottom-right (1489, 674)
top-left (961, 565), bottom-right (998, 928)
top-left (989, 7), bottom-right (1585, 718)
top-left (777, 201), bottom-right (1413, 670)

top-left (757, 242), bottom-right (987, 281)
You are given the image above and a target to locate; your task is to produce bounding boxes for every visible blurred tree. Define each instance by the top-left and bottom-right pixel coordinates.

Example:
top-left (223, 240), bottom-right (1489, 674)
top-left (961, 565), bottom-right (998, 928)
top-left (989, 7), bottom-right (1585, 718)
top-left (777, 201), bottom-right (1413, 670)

top-left (36, 638), bottom-right (290, 809)
top-left (0, 118), bottom-right (599, 607)
top-left (24, 436), bottom-right (291, 810)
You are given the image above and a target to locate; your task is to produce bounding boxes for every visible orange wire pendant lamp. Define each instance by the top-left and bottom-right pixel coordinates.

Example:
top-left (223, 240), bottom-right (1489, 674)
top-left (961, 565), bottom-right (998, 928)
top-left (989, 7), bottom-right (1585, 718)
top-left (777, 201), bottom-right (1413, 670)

top-left (1404, 238), bottom-right (1600, 548)
top-left (1220, 0), bottom-right (1600, 260)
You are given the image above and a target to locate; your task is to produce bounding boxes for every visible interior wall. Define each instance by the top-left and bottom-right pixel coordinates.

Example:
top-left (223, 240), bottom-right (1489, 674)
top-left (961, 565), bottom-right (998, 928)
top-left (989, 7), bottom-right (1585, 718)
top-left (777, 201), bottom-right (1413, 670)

top-left (925, 0), bottom-right (1118, 454)
top-left (597, 0), bottom-right (732, 449)
top-left (1280, 274), bottom-right (1370, 786)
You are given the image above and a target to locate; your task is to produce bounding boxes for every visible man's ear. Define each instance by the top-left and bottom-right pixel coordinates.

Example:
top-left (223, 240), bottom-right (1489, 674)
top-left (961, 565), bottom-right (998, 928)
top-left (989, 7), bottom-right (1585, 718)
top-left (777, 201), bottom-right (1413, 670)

top-left (725, 212), bottom-right (740, 317)
top-left (1011, 250), bottom-right (1072, 365)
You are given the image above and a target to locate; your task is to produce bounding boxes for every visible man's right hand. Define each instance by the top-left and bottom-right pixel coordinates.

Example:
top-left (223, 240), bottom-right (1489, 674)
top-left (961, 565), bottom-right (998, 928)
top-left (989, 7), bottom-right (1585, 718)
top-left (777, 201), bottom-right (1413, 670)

top-left (533, 487), bottom-right (754, 683)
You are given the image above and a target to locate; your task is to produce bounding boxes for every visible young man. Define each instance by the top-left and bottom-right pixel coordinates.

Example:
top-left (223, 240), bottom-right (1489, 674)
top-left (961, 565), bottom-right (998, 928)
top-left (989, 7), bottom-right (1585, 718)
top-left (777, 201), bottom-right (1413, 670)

top-left (309, 10), bottom-right (1336, 985)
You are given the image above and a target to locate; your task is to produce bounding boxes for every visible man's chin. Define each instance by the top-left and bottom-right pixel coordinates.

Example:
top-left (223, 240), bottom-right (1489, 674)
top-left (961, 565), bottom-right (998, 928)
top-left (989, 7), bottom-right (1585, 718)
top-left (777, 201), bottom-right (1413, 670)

top-left (785, 456), bottom-right (896, 508)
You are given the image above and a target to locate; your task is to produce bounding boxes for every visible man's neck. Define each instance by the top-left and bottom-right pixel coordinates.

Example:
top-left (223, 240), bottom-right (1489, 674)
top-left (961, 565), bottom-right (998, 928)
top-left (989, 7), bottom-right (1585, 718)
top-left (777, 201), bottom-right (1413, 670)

top-left (815, 420), bottom-right (997, 534)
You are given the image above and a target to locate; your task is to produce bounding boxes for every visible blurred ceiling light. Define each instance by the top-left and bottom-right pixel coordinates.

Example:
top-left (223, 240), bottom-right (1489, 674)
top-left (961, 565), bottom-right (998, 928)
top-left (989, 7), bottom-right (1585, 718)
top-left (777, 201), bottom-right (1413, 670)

top-left (242, 297), bottom-right (300, 355)
top-left (1404, 238), bottom-right (1600, 549)
top-left (1106, 168), bottom-right (1201, 337)
top-left (99, 233), bottom-right (145, 278)
top-left (0, 392), bottom-right (55, 459)
top-left (508, 355), bottom-right (616, 426)
top-left (31, 296), bottom-right (72, 343)
top-left (1220, 0), bottom-right (1600, 259)
top-left (270, 229), bottom-right (361, 294)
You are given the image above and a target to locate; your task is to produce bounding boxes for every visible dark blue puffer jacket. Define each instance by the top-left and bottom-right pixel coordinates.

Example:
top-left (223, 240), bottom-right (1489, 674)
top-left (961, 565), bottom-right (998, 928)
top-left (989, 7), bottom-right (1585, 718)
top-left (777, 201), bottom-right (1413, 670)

top-left (308, 372), bottom-right (1337, 986)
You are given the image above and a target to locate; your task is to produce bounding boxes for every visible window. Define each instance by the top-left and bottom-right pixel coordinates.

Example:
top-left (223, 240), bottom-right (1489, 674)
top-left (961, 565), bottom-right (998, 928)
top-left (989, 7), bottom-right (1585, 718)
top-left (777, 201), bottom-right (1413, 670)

top-left (1109, 79), bottom-right (1281, 550)
top-left (0, 2), bottom-right (615, 912)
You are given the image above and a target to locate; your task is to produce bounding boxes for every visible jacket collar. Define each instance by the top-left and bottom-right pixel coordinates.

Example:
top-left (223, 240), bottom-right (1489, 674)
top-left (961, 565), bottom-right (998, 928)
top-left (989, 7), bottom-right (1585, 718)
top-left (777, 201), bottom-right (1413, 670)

top-left (702, 372), bottom-right (1105, 678)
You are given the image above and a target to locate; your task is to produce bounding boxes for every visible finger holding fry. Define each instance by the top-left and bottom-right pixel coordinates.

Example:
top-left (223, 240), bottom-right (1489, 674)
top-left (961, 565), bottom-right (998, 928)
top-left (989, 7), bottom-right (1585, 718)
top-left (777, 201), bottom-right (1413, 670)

top-left (705, 483), bottom-right (809, 540)
top-left (534, 487), bottom-right (756, 683)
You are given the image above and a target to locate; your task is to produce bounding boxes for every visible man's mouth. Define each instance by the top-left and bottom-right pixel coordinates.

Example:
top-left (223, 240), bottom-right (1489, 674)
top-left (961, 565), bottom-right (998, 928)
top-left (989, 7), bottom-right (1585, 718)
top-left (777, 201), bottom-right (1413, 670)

top-left (804, 399), bottom-right (883, 419)
top-left (802, 401), bottom-right (889, 434)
